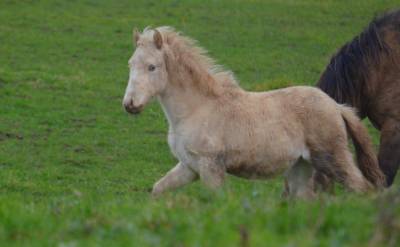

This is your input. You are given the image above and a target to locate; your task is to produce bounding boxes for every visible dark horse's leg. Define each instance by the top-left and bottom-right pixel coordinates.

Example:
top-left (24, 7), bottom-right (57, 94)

top-left (378, 120), bottom-right (400, 186)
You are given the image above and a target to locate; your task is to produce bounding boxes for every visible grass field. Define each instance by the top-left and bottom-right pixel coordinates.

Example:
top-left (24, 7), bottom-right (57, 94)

top-left (1, 0), bottom-right (400, 246)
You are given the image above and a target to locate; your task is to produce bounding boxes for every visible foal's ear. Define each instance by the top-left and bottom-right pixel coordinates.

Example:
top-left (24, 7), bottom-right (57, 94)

top-left (133, 28), bottom-right (140, 45)
top-left (153, 29), bottom-right (163, 49)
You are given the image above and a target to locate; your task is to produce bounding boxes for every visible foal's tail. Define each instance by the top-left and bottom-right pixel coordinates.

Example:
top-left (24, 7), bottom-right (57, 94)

top-left (340, 106), bottom-right (387, 188)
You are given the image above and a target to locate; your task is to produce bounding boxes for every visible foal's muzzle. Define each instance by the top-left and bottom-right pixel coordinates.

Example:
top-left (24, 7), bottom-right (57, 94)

top-left (123, 100), bottom-right (143, 115)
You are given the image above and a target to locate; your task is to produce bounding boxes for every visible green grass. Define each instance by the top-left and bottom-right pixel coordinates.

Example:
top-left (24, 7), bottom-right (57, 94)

top-left (1, 0), bottom-right (399, 246)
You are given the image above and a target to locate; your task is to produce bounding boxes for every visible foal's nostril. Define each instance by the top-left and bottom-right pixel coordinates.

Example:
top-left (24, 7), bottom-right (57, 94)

top-left (124, 104), bottom-right (130, 112)
top-left (123, 99), bottom-right (133, 110)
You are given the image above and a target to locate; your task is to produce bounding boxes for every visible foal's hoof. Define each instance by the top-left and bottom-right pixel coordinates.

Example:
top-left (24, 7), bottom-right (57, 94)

top-left (151, 186), bottom-right (163, 198)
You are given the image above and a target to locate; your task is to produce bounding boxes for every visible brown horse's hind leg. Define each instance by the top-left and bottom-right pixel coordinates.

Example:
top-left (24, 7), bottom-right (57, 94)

top-left (311, 147), bottom-right (371, 192)
top-left (378, 121), bottom-right (400, 186)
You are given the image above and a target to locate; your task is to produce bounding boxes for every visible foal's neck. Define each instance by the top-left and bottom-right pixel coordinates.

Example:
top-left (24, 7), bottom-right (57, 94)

top-left (158, 84), bottom-right (212, 128)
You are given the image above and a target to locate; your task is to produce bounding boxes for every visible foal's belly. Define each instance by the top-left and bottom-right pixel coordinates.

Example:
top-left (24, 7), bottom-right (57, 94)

top-left (226, 160), bottom-right (292, 179)
top-left (223, 150), bottom-right (300, 179)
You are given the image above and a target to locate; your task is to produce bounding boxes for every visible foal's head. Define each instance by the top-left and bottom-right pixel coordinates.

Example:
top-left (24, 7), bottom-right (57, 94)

top-left (123, 28), bottom-right (168, 114)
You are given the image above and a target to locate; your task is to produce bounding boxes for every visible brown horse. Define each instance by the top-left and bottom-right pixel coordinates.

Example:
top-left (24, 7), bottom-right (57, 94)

top-left (317, 9), bottom-right (400, 186)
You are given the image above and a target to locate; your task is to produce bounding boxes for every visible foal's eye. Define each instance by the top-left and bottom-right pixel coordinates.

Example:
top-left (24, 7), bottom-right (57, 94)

top-left (148, 64), bottom-right (156, 71)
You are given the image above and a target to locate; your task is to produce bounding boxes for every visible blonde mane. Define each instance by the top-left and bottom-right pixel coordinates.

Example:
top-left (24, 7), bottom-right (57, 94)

top-left (141, 26), bottom-right (240, 96)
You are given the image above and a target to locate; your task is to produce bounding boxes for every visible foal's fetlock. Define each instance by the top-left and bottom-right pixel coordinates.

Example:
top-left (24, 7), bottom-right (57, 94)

top-left (200, 170), bottom-right (225, 190)
top-left (346, 179), bottom-right (373, 193)
top-left (151, 179), bottom-right (172, 197)
top-left (203, 177), bottom-right (224, 190)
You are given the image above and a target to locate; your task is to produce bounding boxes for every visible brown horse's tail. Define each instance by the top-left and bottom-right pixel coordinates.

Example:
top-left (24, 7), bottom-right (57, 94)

top-left (340, 106), bottom-right (386, 188)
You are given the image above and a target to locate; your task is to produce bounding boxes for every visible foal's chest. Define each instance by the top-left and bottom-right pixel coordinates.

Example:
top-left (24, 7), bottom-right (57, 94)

top-left (167, 132), bottom-right (193, 163)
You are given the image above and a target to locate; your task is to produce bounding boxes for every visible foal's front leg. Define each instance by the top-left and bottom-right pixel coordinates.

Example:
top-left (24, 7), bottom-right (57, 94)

top-left (152, 162), bottom-right (198, 196)
top-left (199, 158), bottom-right (225, 190)
top-left (283, 159), bottom-right (315, 199)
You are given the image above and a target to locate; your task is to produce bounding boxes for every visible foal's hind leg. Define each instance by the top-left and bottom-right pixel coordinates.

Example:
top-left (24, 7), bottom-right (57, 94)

top-left (311, 146), bottom-right (371, 192)
top-left (313, 171), bottom-right (335, 194)
top-left (378, 120), bottom-right (400, 186)
top-left (283, 158), bottom-right (315, 199)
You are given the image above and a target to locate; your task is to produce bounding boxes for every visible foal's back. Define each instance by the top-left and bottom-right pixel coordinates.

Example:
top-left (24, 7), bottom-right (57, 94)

top-left (217, 86), bottom-right (344, 142)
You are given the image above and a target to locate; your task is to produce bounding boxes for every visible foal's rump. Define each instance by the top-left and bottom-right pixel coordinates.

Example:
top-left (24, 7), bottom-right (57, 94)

top-left (269, 86), bottom-right (385, 189)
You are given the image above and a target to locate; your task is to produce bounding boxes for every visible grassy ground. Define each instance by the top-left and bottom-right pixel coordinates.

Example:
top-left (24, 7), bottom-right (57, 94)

top-left (1, 0), bottom-right (400, 246)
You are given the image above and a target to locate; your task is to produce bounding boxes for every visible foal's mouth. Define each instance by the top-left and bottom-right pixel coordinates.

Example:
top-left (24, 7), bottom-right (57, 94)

top-left (124, 104), bottom-right (144, 115)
